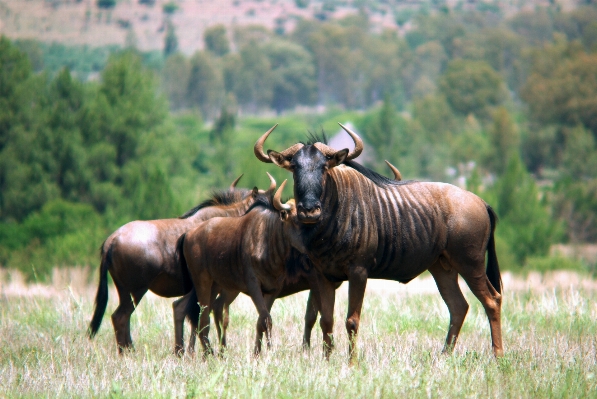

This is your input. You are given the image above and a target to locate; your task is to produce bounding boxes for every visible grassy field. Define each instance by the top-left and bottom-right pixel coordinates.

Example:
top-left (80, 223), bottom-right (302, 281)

top-left (1, 268), bottom-right (597, 398)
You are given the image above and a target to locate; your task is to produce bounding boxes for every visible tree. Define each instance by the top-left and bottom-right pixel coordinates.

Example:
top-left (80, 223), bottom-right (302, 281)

top-left (490, 155), bottom-right (562, 264)
top-left (97, 51), bottom-right (167, 167)
top-left (439, 59), bottom-right (505, 118)
top-left (508, 8), bottom-right (554, 46)
top-left (560, 125), bottom-right (597, 180)
top-left (305, 16), bottom-right (369, 108)
top-left (0, 37), bottom-right (32, 151)
top-left (161, 53), bottom-right (190, 110)
top-left (204, 25), bottom-right (230, 56)
top-left (233, 44), bottom-right (273, 113)
top-left (261, 39), bottom-right (316, 113)
top-left (485, 107), bottom-right (520, 175)
top-left (186, 51), bottom-right (224, 119)
top-left (97, 0), bottom-right (116, 9)
top-left (164, 20), bottom-right (178, 57)
top-left (522, 50), bottom-right (597, 136)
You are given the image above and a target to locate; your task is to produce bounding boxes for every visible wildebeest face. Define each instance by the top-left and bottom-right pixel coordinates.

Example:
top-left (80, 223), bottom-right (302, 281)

top-left (255, 123), bottom-right (362, 224)
top-left (269, 145), bottom-right (348, 224)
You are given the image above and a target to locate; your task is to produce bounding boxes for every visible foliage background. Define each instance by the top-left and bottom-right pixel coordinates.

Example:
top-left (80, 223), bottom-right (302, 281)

top-left (1, 1), bottom-right (597, 279)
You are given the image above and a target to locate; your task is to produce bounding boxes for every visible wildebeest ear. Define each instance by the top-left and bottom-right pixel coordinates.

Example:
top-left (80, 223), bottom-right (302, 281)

top-left (252, 187), bottom-right (259, 197)
top-left (327, 148), bottom-right (349, 168)
top-left (268, 150), bottom-right (293, 170)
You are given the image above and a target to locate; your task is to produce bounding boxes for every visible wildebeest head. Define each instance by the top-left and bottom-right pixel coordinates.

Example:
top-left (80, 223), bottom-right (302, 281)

top-left (271, 179), bottom-right (308, 253)
top-left (254, 123), bottom-right (363, 224)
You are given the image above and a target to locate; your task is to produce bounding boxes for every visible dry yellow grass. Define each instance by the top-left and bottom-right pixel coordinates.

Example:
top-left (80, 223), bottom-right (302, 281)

top-left (1, 267), bottom-right (597, 397)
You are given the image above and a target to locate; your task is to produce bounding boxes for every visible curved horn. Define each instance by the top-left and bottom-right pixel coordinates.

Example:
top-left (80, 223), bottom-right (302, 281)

top-left (265, 172), bottom-right (276, 194)
top-left (338, 122), bottom-right (364, 160)
top-left (273, 180), bottom-right (291, 211)
top-left (229, 174), bottom-right (244, 190)
top-left (385, 160), bottom-right (402, 181)
top-left (254, 124), bottom-right (278, 163)
top-left (276, 143), bottom-right (304, 158)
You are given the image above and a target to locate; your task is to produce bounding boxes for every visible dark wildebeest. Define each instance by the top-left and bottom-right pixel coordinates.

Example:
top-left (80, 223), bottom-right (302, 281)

top-left (203, 162), bottom-right (402, 352)
top-left (177, 180), bottom-right (312, 357)
top-left (254, 124), bottom-right (503, 363)
top-left (87, 174), bottom-right (275, 355)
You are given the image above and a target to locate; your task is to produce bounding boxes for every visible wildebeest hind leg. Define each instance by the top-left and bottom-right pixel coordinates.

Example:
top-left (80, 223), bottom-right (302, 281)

top-left (428, 262), bottom-right (469, 354)
top-left (459, 267), bottom-right (503, 357)
top-left (111, 286), bottom-right (146, 354)
top-left (172, 291), bottom-right (194, 356)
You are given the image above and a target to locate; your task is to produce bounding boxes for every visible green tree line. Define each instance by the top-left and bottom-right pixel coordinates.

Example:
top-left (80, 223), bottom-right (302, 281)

top-left (2, 3), bottom-right (597, 278)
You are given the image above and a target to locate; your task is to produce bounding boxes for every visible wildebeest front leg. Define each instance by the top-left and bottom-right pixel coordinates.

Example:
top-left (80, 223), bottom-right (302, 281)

top-left (251, 293), bottom-right (277, 357)
top-left (302, 290), bottom-right (319, 349)
top-left (212, 289), bottom-right (240, 351)
top-left (245, 276), bottom-right (273, 357)
top-left (428, 262), bottom-right (469, 354)
top-left (346, 265), bottom-right (368, 365)
top-left (315, 273), bottom-right (337, 359)
top-left (194, 275), bottom-right (215, 358)
top-left (302, 272), bottom-right (323, 349)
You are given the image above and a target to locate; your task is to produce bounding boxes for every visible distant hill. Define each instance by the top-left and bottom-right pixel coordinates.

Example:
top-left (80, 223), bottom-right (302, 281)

top-left (0, 0), bottom-right (398, 54)
top-left (0, 0), bottom-right (577, 55)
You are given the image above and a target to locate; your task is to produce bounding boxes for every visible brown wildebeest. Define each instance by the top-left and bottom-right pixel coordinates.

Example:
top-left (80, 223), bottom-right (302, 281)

top-left (254, 124), bottom-right (503, 363)
top-left (87, 174), bottom-right (276, 355)
top-left (177, 180), bottom-right (312, 357)
top-left (208, 161), bottom-right (402, 351)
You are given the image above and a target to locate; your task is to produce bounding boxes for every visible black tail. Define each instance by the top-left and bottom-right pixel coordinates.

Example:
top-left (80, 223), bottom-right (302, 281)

top-left (184, 287), bottom-right (200, 325)
top-left (88, 241), bottom-right (113, 338)
top-left (486, 205), bottom-right (502, 294)
top-left (175, 232), bottom-right (200, 323)
top-left (176, 233), bottom-right (193, 293)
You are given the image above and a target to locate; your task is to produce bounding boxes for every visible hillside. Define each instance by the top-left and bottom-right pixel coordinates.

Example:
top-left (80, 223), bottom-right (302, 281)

top-left (0, 0), bottom-right (575, 55)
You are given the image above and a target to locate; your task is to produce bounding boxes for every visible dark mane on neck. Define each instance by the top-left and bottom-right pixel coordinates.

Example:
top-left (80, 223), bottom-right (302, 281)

top-left (179, 189), bottom-right (251, 219)
top-left (243, 192), bottom-right (276, 215)
top-left (344, 160), bottom-right (416, 188)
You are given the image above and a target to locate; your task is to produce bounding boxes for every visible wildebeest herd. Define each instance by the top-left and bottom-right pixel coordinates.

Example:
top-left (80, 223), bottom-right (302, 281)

top-left (88, 124), bottom-right (503, 363)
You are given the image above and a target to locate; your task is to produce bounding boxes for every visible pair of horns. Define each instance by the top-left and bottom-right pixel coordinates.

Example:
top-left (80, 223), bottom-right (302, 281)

top-left (230, 172), bottom-right (276, 194)
top-left (254, 123), bottom-right (364, 163)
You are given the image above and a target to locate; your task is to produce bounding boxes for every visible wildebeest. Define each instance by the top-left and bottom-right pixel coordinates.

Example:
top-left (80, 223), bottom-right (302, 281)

top-left (207, 161), bottom-right (402, 351)
top-left (88, 174), bottom-right (276, 355)
top-left (207, 250), bottom-right (334, 352)
top-left (177, 180), bottom-right (312, 356)
top-left (254, 124), bottom-right (503, 362)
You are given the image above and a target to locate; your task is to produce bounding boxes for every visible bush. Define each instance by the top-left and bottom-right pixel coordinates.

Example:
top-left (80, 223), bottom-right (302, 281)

top-left (525, 256), bottom-right (587, 273)
top-left (0, 200), bottom-right (107, 280)
top-left (97, 0), bottom-right (116, 9)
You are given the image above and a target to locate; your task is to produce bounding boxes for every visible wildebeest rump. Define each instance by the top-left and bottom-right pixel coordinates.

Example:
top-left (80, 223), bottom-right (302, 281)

top-left (87, 175), bottom-right (275, 355)
top-left (254, 124), bottom-right (503, 362)
top-left (177, 180), bottom-right (311, 356)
